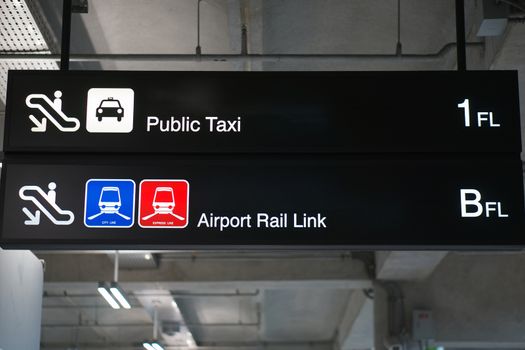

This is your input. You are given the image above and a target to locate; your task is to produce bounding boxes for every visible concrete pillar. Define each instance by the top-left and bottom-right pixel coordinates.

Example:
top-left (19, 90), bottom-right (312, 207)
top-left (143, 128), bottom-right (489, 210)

top-left (374, 282), bottom-right (389, 350)
top-left (0, 249), bottom-right (44, 350)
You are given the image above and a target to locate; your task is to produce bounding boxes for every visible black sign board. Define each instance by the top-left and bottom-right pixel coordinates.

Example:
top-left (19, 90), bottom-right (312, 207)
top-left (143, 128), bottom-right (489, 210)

top-left (4, 70), bottom-right (522, 154)
top-left (1, 155), bottom-right (523, 249)
top-left (1, 70), bottom-right (523, 249)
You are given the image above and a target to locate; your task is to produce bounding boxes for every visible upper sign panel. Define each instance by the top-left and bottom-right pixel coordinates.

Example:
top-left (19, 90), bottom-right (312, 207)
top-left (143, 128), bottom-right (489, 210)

top-left (4, 70), bottom-right (521, 153)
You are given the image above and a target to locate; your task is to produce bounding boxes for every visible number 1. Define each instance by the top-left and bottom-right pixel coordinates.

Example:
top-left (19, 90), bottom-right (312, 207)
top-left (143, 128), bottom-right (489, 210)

top-left (458, 99), bottom-right (470, 127)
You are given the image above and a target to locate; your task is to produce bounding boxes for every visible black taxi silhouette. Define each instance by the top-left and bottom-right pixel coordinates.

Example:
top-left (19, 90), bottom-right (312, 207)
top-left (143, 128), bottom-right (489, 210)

top-left (96, 97), bottom-right (124, 121)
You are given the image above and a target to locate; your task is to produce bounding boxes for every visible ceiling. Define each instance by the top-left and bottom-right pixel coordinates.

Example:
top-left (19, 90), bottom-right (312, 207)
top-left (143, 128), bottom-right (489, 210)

top-left (1, 0), bottom-right (525, 349)
top-left (37, 251), bottom-right (372, 350)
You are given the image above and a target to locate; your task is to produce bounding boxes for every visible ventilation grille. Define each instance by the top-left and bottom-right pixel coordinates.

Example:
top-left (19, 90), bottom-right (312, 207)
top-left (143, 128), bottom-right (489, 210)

top-left (0, 0), bottom-right (58, 104)
top-left (0, 0), bottom-right (49, 52)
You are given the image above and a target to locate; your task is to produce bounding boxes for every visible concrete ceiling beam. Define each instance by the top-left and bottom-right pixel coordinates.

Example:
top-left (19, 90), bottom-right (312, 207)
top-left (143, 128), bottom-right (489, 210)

top-left (38, 253), bottom-right (371, 287)
top-left (44, 279), bottom-right (372, 294)
top-left (375, 251), bottom-right (448, 281)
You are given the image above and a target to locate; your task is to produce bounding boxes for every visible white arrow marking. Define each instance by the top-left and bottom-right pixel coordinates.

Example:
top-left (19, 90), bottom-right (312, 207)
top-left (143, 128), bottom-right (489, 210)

top-left (22, 207), bottom-right (40, 225)
top-left (29, 115), bottom-right (47, 132)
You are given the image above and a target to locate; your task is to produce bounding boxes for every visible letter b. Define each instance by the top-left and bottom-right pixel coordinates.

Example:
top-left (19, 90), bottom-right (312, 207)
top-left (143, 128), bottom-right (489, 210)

top-left (460, 189), bottom-right (483, 217)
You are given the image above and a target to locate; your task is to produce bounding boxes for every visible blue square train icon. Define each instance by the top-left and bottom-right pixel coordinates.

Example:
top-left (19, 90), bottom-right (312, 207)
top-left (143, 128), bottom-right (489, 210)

top-left (84, 179), bottom-right (136, 228)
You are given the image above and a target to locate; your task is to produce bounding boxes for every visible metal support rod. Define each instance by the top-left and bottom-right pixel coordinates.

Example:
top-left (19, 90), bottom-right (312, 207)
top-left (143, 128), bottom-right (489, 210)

top-left (396, 0), bottom-right (402, 55)
top-left (397, 0), bottom-right (401, 44)
top-left (241, 25), bottom-right (248, 55)
top-left (41, 322), bottom-right (260, 328)
top-left (196, 0), bottom-right (202, 55)
top-left (44, 291), bottom-right (260, 298)
top-left (114, 250), bottom-right (119, 282)
top-left (60, 0), bottom-right (72, 70)
top-left (455, 0), bottom-right (467, 71)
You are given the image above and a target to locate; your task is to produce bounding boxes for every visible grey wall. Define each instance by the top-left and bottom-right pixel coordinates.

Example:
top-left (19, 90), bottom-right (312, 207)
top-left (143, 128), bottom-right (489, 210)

top-left (402, 253), bottom-right (525, 347)
top-left (0, 250), bottom-right (44, 350)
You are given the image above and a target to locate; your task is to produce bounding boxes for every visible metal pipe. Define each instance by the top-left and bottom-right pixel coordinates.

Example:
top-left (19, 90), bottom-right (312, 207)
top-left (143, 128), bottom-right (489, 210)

top-left (499, 0), bottom-right (525, 13)
top-left (41, 322), bottom-right (259, 328)
top-left (0, 42), bottom-right (483, 63)
top-left (114, 250), bottom-right (119, 282)
top-left (455, 0), bottom-right (467, 71)
top-left (42, 304), bottom-right (140, 309)
top-left (153, 306), bottom-right (158, 339)
top-left (60, 0), bottom-right (72, 70)
top-left (40, 342), bottom-right (330, 350)
top-left (41, 344), bottom-right (329, 350)
top-left (44, 291), bottom-right (260, 298)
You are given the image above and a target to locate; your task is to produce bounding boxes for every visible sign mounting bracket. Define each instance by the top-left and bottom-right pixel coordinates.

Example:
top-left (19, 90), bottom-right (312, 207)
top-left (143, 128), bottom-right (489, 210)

top-left (60, 0), bottom-right (72, 71)
top-left (455, 0), bottom-right (467, 71)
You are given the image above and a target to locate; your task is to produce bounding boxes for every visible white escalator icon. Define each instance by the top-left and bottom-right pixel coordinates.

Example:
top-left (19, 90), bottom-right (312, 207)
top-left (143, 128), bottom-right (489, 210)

top-left (26, 90), bottom-right (80, 132)
top-left (19, 182), bottom-right (75, 226)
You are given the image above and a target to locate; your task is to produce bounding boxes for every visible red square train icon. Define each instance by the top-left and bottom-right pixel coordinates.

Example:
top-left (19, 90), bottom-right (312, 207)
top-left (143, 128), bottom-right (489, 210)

top-left (138, 180), bottom-right (189, 228)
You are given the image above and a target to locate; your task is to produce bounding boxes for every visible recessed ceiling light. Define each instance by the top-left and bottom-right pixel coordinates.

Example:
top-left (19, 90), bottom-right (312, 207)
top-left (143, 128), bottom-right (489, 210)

top-left (97, 282), bottom-right (131, 309)
top-left (143, 342), bottom-right (164, 350)
top-left (151, 343), bottom-right (164, 350)
top-left (109, 283), bottom-right (131, 309)
top-left (97, 283), bottom-right (120, 309)
top-left (142, 343), bottom-right (155, 350)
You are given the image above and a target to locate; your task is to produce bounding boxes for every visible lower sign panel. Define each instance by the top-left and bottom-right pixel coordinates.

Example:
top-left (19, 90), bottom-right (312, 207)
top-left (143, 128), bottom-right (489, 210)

top-left (0, 156), bottom-right (523, 248)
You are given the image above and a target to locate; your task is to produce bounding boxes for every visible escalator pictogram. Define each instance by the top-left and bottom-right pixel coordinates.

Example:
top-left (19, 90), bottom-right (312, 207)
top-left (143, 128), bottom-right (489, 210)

top-left (26, 91), bottom-right (80, 132)
top-left (18, 182), bottom-right (75, 225)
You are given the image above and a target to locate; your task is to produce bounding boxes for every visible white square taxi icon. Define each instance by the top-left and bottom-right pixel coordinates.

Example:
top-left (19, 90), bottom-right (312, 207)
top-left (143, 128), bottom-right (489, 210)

top-left (86, 88), bottom-right (134, 133)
